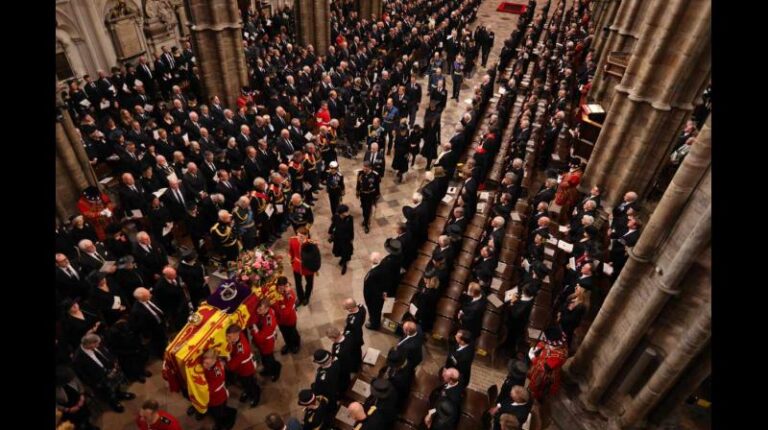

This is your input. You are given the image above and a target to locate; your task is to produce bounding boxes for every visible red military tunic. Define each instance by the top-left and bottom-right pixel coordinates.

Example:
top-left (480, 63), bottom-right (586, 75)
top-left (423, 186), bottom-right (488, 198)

top-left (288, 236), bottom-right (314, 276)
top-left (273, 288), bottom-right (298, 327)
top-left (226, 332), bottom-right (257, 377)
top-left (249, 308), bottom-right (278, 355)
top-left (203, 359), bottom-right (229, 407)
top-left (527, 341), bottom-right (569, 401)
top-left (136, 410), bottom-right (182, 430)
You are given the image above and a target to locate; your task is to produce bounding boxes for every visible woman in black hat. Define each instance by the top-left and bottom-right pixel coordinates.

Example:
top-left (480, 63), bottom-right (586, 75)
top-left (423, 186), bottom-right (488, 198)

top-left (103, 223), bottom-right (132, 259)
top-left (86, 271), bottom-right (127, 326)
top-left (412, 267), bottom-right (440, 333)
top-left (329, 204), bottom-right (354, 275)
top-left (177, 248), bottom-right (209, 307)
top-left (392, 122), bottom-right (411, 182)
top-left (56, 366), bottom-right (100, 430)
top-left (497, 358), bottom-right (530, 405)
top-left (61, 298), bottom-right (104, 350)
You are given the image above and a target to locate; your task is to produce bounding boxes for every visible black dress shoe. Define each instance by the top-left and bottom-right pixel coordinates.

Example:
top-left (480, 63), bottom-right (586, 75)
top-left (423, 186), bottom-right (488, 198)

top-left (365, 323), bottom-right (380, 330)
top-left (280, 345), bottom-right (291, 355)
top-left (239, 392), bottom-right (249, 403)
top-left (291, 345), bottom-right (301, 354)
top-left (110, 402), bottom-right (125, 413)
top-left (272, 364), bottom-right (282, 382)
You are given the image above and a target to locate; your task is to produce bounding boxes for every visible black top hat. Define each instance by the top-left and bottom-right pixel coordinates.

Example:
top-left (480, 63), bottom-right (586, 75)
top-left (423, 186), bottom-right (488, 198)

top-left (313, 349), bottom-right (331, 365)
top-left (384, 238), bottom-right (402, 256)
top-left (544, 325), bottom-right (564, 343)
top-left (337, 204), bottom-right (350, 215)
top-left (371, 379), bottom-right (395, 399)
top-left (386, 348), bottom-right (406, 367)
top-left (82, 186), bottom-right (101, 202)
top-left (507, 358), bottom-right (530, 380)
top-left (298, 389), bottom-right (315, 406)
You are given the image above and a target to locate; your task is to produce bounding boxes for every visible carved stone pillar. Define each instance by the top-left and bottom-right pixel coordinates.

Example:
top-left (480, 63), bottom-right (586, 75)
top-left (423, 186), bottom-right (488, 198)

top-left (105, 0), bottom-right (148, 64)
top-left (172, 0), bottom-right (191, 37)
top-left (590, 0), bottom-right (649, 105)
top-left (646, 349), bottom-right (711, 425)
top-left (591, 0), bottom-right (622, 61)
top-left (56, 108), bottom-right (98, 223)
top-left (564, 117), bottom-right (711, 416)
top-left (188, 0), bottom-right (249, 108)
top-left (295, 0), bottom-right (330, 55)
top-left (579, 0), bottom-right (711, 208)
top-left (143, 0), bottom-right (182, 55)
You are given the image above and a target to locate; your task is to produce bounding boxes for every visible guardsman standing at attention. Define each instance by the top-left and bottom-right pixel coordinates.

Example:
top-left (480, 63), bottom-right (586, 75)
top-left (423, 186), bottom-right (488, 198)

top-left (224, 324), bottom-right (261, 407)
top-left (356, 161), bottom-right (380, 234)
top-left (343, 298), bottom-right (367, 373)
top-left (210, 209), bottom-right (240, 263)
top-left (249, 177), bottom-right (272, 245)
top-left (325, 161), bottom-right (345, 217)
top-left (298, 389), bottom-right (333, 430)
top-left (249, 299), bottom-right (282, 382)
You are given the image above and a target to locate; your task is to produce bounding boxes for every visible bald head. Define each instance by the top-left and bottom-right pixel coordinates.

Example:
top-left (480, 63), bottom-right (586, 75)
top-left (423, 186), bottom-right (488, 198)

top-left (343, 298), bottom-right (358, 311)
top-left (370, 252), bottom-right (382, 265)
top-left (133, 287), bottom-right (151, 302)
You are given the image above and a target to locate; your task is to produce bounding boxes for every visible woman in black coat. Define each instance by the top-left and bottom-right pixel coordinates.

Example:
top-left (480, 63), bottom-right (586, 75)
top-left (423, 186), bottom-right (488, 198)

top-left (421, 104), bottom-right (441, 170)
top-left (329, 204), bottom-right (354, 275)
top-left (503, 285), bottom-right (535, 356)
top-left (392, 124), bottom-right (411, 182)
top-left (104, 319), bottom-right (150, 383)
top-left (412, 268), bottom-right (441, 333)
top-left (87, 272), bottom-right (127, 326)
top-left (61, 299), bottom-right (104, 350)
top-left (558, 285), bottom-right (589, 352)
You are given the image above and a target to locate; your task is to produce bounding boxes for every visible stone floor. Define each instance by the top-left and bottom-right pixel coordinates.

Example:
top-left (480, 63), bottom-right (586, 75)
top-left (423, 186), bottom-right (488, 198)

top-left (96, 3), bottom-right (516, 429)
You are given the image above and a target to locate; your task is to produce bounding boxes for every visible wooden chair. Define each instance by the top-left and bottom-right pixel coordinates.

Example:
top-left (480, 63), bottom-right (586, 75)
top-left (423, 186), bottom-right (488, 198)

top-left (444, 282), bottom-right (465, 301)
top-left (399, 394), bottom-right (431, 427)
top-left (396, 284), bottom-right (419, 304)
top-left (475, 329), bottom-right (500, 367)
top-left (436, 297), bottom-right (461, 319)
top-left (461, 388), bottom-right (490, 420)
top-left (431, 315), bottom-right (455, 343)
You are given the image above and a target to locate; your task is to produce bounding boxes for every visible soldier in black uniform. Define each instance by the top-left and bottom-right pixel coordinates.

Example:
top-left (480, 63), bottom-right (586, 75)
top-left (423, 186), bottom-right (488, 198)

top-left (210, 209), bottom-right (240, 263)
top-left (356, 161), bottom-right (380, 234)
top-left (376, 348), bottom-right (414, 409)
top-left (288, 193), bottom-right (314, 233)
top-left (326, 327), bottom-right (357, 393)
top-left (297, 389), bottom-right (333, 430)
top-left (325, 161), bottom-right (345, 217)
top-left (343, 298), bottom-right (366, 373)
top-left (311, 349), bottom-right (341, 407)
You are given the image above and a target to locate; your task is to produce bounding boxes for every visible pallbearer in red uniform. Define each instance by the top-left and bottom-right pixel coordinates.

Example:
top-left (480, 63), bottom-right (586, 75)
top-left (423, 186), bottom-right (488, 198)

top-left (225, 324), bottom-right (261, 407)
top-left (202, 349), bottom-right (237, 430)
top-left (273, 276), bottom-right (301, 354)
top-left (136, 399), bottom-right (182, 430)
top-left (249, 298), bottom-right (283, 381)
top-left (527, 325), bottom-right (570, 402)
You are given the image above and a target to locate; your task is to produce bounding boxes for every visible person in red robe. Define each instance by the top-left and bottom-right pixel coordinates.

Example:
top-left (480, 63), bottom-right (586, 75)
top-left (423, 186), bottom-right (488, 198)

top-left (527, 325), bottom-right (569, 402)
top-left (315, 101), bottom-right (331, 129)
top-left (273, 276), bottom-right (300, 354)
top-left (554, 160), bottom-right (584, 213)
top-left (76, 186), bottom-right (116, 241)
top-left (136, 398), bottom-right (182, 430)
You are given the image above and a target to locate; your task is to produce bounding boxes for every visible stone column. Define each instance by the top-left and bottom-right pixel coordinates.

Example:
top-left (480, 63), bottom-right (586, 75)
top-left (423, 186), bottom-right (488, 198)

top-left (173, 0), bottom-right (191, 37)
top-left (590, 0), bottom-right (649, 105)
top-left (618, 310), bottom-right (711, 428)
top-left (295, 0), bottom-right (330, 55)
top-left (359, 0), bottom-right (372, 20)
top-left (56, 108), bottom-right (98, 222)
top-left (579, 0), bottom-right (711, 208)
top-left (591, 0), bottom-right (622, 61)
top-left (188, 0), bottom-right (249, 108)
top-left (564, 117), bottom-right (711, 409)
top-left (646, 349), bottom-right (711, 425)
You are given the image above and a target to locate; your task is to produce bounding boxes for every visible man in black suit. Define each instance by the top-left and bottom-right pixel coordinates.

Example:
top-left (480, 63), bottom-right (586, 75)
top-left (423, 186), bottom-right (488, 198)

top-left (215, 170), bottom-right (241, 209)
top-left (153, 266), bottom-right (190, 331)
top-left (609, 218), bottom-right (642, 278)
top-left (363, 252), bottom-right (389, 330)
top-left (532, 178), bottom-right (557, 208)
top-left (276, 129), bottom-right (297, 161)
top-left (162, 177), bottom-right (192, 222)
top-left (182, 162), bottom-right (207, 200)
top-left (406, 75), bottom-right (422, 126)
top-left (444, 329), bottom-right (475, 389)
top-left (429, 368), bottom-right (462, 411)
top-left (199, 151), bottom-right (219, 191)
top-left (117, 173), bottom-right (149, 219)
top-left (72, 333), bottom-right (136, 412)
top-left (445, 207), bottom-right (467, 234)
top-left (472, 246), bottom-right (497, 292)
top-left (395, 321), bottom-right (423, 371)
top-left (118, 142), bottom-right (143, 177)
top-left (77, 239), bottom-right (113, 275)
top-left (363, 142), bottom-right (386, 177)
top-left (133, 231), bottom-right (169, 283)
top-left (128, 287), bottom-right (167, 357)
top-left (380, 239), bottom-right (404, 296)
top-left (433, 235), bottom-right (457, 267)
top-left (343, 299), bottom-right (367, 370)
top-left (612, 191), bottom-right (639, 225)
top-left (488, 216), bottom-right (506, 252)
top-left (326, 327), bottom-right (356, 392)
top-left (55, 253), bottom-right (90, 301)
top-left (135, 55), bottom-right (156, 96)
top-left (459, 282), bottom-right (487, 339)
top-left (490, 385), bottom-right (532, 430)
